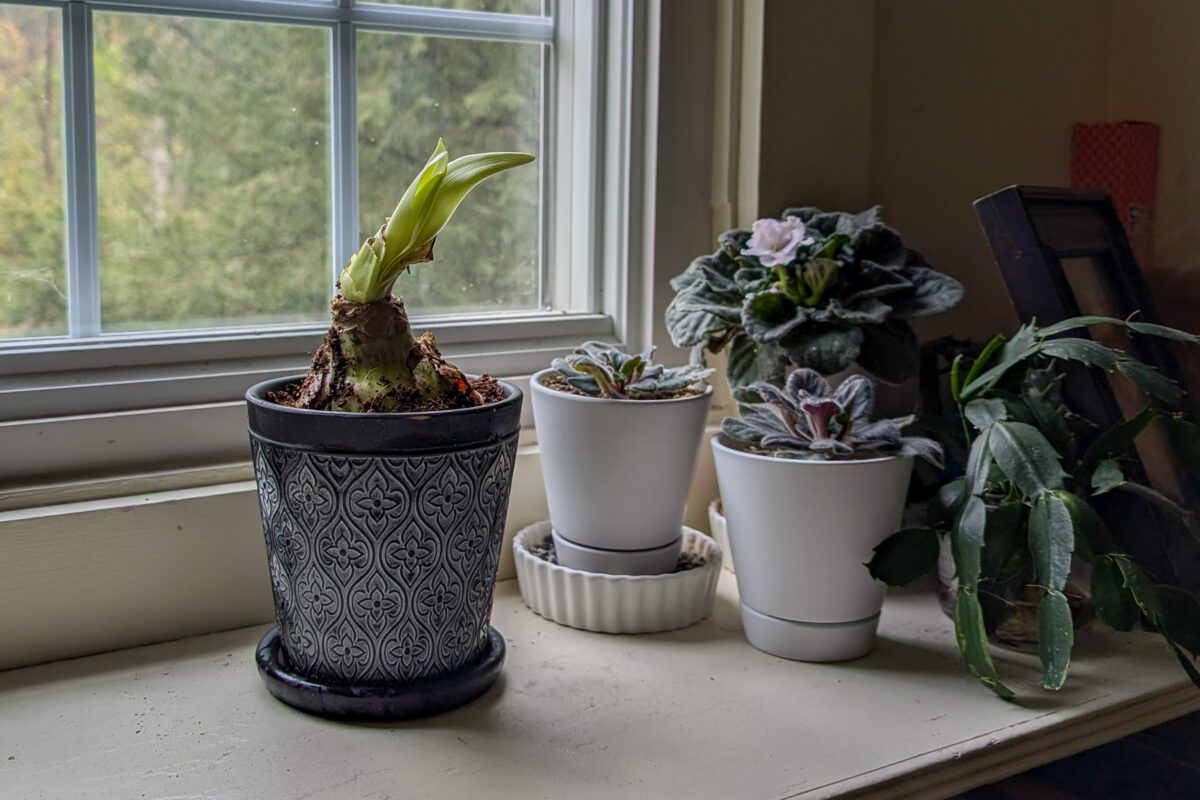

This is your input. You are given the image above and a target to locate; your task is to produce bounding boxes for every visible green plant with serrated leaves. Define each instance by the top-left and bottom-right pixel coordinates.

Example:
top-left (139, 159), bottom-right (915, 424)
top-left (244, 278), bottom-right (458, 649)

top-left (866, 314), bottom-right (1200, 698)
top-left (551, 341), bottom-right (713, 400)
top-left (665, 207), bottom-right (963, 390)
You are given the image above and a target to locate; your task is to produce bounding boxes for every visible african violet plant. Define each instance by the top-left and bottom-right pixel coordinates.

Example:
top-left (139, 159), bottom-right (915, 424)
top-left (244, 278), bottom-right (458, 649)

top-left (667, 207), bottom-right (963, 389)
top-left (724, 367), bottom-right (943, 464)
top-left (285, 140), bottom-right (533, 413)
top-left (551, 341), bottom-right (713, 400)
top-left (867, 315), bottom-right (1200, 698)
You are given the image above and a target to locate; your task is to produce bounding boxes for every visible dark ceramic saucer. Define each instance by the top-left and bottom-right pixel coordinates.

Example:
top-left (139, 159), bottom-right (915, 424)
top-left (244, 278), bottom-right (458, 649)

top-left (255, 626), bottom-right (506, 721)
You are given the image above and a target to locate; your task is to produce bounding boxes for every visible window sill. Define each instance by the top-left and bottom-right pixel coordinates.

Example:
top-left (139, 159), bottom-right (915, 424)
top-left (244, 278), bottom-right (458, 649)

top-left (2, 576), bottom-right (1196, 799)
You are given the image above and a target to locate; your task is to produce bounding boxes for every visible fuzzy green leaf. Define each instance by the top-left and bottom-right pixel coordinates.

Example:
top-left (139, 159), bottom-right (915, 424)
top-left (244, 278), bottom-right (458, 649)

top-left (854, 320), bottom-right (919, 385)
top-left (782, 326), bottom-right (864, 376)
top-left (1037, 589), bottom-right (1074, 690)
top-left (866, 528), bottom-right (939, 588)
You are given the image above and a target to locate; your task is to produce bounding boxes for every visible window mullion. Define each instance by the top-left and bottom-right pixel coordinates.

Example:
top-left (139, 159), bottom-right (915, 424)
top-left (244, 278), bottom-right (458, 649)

top-left (330, 15), bottom-right (358, 294)
top-left (62, 0), bottom-right (101, 338)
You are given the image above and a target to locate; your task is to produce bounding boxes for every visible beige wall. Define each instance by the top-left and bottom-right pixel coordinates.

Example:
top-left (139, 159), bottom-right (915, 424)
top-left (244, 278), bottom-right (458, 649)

top-left (753, 0), bottom-right (1200, 343)
top-left (1107, 0), bottom-right (1200, 386)
top-left (869, 0), bottom-right (1111, 341)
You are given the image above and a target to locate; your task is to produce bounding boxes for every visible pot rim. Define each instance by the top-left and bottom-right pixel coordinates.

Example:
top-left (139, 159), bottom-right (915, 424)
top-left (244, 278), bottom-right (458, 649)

top-left (529, 367), bottom-right (714, 405)
top-left (245, 373), bottom-right (522, 420)
top-left (710, 432), bottom-right (911, 466)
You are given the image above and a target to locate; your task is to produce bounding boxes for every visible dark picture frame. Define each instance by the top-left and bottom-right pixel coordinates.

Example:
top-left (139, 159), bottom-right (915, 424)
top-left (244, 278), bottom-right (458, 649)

top-left (974, 185), bottom-right (1197, 587)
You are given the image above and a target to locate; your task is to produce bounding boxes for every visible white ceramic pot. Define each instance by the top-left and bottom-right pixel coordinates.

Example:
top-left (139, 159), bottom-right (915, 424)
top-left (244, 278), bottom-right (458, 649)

top-left (512, 521), bottom-right (722, 633)
top-left (530, 368), bottom-right (713, 575)
top-left (707, 499), bottom-right (735, 573)
top-left (711, 434), bottom-right (913, 661)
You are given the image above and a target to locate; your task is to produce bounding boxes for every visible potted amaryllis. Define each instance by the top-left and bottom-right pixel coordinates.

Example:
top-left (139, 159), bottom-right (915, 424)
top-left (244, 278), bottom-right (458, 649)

top-left (245, 140), bottom-right (533, 720)
top-left (712, 368), bottom-right (942, 661)
top-left (666, 207), bottom-right (962, 390)
top-left (529, 342), bottom-right (713, 574)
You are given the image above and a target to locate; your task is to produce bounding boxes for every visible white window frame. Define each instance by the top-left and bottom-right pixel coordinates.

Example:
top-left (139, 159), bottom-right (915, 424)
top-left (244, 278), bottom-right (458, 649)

top-left (0, 0), bottom-right (657, 484)
top-left (0, 0), bottom-right (648, 424)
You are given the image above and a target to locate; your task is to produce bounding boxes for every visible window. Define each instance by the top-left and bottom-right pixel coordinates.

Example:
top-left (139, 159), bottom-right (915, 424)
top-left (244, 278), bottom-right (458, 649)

top-left (0, 0), bottom-right (645, 484)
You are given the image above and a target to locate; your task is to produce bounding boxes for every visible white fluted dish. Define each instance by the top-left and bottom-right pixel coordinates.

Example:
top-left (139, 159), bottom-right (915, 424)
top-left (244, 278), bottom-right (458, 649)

top-left (513, 521), bottom-right (722, 634)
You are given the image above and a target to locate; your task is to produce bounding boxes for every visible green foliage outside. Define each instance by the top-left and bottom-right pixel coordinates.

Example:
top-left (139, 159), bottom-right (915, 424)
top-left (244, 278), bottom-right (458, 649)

top-left (0, 1), bottom-right (541, 339)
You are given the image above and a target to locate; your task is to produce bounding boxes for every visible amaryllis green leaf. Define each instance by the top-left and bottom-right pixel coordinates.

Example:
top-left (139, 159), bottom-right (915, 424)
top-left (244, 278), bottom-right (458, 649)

top-left (381, 139), bottom-right (448, 259)
top-left (338, 141), bottom-right (533, 303)
top-left (413, 150), bottom-right (536, 248)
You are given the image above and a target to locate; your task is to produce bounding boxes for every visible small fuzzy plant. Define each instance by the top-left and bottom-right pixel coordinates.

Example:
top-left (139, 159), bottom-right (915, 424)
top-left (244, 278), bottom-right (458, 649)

top-left (551, 341), bottom-right (713, 399)
top-left (287, 140), bottom-right (534, 412)
top-left (723, 367), bottom-right (943, 464)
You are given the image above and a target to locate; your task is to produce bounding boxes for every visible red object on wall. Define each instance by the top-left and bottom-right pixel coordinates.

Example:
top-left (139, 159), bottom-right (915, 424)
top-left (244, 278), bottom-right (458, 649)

top-left (1070, 121), bottom-right (1160, 270)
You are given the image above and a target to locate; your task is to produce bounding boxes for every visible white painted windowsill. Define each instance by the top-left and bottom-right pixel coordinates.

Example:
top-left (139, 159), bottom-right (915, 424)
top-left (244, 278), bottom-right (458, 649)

top-left (3, 573), bottom-right (1198, 800)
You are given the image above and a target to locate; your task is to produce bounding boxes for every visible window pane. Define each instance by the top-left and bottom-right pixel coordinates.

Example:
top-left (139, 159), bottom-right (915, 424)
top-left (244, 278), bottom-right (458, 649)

top-left (0, 5), bottom-right (66, 340)
top-left (94, 13), bottom-right (330, 333)
top-left (357, 32), bottom-right (542, 315)
top-left (366, 0), bottom-right (544, 15)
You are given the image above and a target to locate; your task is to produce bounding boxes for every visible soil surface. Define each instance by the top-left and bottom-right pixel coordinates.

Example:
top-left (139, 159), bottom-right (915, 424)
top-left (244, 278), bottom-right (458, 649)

top-left (528, 535), bottom-right (707, 573)
top-left (269, 374), bottom-right (506, 413)
top-left (540, 371), bottom-right (704, 400)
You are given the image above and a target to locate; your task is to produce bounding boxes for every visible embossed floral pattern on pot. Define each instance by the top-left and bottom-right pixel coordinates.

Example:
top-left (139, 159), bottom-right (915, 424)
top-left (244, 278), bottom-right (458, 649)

top-left (250, 436), bottom-right (518, 684)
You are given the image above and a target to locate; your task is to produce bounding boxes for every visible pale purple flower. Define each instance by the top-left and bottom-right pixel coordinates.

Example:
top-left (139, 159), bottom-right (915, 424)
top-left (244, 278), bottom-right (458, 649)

top-left (741, 217), bottom-right (811, 266)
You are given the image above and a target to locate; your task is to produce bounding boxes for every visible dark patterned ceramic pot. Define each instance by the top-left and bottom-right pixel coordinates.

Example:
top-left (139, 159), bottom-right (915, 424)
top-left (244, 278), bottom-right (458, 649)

top-left (245, 376), bottom-right (522, 686)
